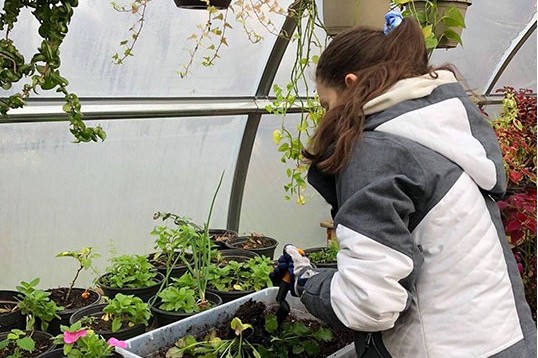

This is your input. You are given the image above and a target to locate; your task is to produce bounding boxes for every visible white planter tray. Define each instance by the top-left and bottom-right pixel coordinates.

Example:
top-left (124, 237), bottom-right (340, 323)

top-left (115, 287), bottom-right (356, 357)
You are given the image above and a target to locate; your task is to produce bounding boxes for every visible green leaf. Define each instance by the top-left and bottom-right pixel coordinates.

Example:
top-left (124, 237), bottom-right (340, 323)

top-left (17, 336), bottom-right (35, 352)
top-left (442, 29), bottom-right (463, 45)
top-left (442, 7), bottom-right (466, 28)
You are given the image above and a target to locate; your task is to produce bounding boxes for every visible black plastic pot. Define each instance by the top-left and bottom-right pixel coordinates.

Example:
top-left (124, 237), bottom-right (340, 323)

top-left (0, 330), bottom-right (55, 357)
top-left (0, 290), bottom-right (25, 333)
top-left (304, 247), bottom-right (338, 269)
top-left (206, 287), bottom-right (254, 304)
top-left (173, 0), bottom-right (231, 9)
top-left (148, 252), bottom-right (190, 281)
top-left (216, 248), bottom-right (259, 264)
top-left (224, 236), bottom-right (278, 259)
top-left (97, 271), bottom-right (165, 302)
top-left (69, 303), bottom-right (147, 341)
top-left (209, 229), bottom-right (238, 249)
top-left (45, 288), bottom-right (101, 336)
top-left (38, 348), bottom-right (122, 358)
top-left (149, 291), bottom-right (222, 328)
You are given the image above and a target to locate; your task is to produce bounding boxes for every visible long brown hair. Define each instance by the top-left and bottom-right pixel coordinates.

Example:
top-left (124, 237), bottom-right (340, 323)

top-left (303, 17), bottom-right (450, 174)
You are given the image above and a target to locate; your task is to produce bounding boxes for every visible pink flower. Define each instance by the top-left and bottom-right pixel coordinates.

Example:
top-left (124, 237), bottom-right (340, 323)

top-left (63, 329), bottom-right (88, 344)
top-left (107, 337), bottom-right (128, 348)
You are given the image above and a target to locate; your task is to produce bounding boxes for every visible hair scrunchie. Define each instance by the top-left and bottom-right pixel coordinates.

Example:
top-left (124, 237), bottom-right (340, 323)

top-left (384, 9), bottom-right (403, 35)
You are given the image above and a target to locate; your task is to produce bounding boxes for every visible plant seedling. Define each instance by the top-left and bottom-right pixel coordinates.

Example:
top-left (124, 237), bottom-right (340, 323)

top-left (166, 317), bottom-right (261, 358)
top-left (16, 278), bottom-right (62, 331)
top-left (53, 321), bottom-right (127, 358)
top-left (0, 329), bottom-right (36, 358)
top-left (56, 247), bottom-right (100, 304)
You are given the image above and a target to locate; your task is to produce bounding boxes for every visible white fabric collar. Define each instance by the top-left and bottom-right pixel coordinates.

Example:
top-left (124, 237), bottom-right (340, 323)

top-left (364, 70), bottom-right (458, 115)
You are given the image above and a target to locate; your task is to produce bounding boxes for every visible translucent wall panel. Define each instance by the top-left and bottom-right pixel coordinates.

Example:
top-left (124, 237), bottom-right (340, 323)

top-left (240, 114), bottom-right (330, 254)
top-left (495, 30), bottom-right (537, 92)
top-left (3, 0), bottom-right (292, 97)
top-left (430, 0), bottom-right (537, 93)
top-left (0, 116), bottom-right (244, 289)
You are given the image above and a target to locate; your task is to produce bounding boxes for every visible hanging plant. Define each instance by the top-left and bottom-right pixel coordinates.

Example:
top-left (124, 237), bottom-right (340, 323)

top-left (0, 0), bottom-right (106, 142)
top-left (111, 0), bottom-right (470, 203)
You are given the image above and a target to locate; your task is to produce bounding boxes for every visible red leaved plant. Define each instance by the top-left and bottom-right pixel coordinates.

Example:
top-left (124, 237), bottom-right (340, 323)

top-left (492, 87), bottom-right (537, 321)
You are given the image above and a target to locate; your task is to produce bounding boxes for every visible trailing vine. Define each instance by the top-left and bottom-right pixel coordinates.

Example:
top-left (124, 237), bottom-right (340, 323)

top-left (0, 0), bottom-right (106, 142)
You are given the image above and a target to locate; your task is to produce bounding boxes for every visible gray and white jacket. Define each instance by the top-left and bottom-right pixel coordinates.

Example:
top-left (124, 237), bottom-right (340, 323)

top-left (302, 71), bottom-right (537, 357)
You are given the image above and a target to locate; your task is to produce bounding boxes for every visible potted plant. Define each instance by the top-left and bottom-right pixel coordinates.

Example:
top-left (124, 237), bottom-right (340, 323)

top-left (148, 172), bottom-right (227, 327)
top-left (148, 221), bottom-right (197, 281)
top-left (148, 274), bottom-right (223, 328)
top-left (224, 233), bottom-right (279, 259)
top-left (0, 0), bottom-right (105, 142)
top-left (97, 254), bottom-right (165, 302)
top-left (69, 293), bottom-right (151, 341)
top-left (205, 255), bottom-right (274, 303)
top-left (0, 328), bottom-right (55, 358)
top-left (44, 248), bottom-right (102, 335)
top-left (209, 229), bottom-right (238, 249)
top-left (15, 279), bottom-right (62, 333)
top-left (304, 240), bottom-right (339, 269)
top-left (395, 0), bottom-right (471, 50)
top-left (491, 87), bottom-right (537, 321)
top-left (322, 0), bottom-right (391, 35)
top-left (44, 321), bottom-right (126, 358)
top-left (0, 291), bottom-right (26, 333)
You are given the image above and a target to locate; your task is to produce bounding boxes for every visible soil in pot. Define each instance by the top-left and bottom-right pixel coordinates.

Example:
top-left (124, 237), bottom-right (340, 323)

top-left (45, 287), bottom-right (101, 335)
top-left (0, 291), bottom-right (25, 333)
top-left (208, 229), bottom-right (238, 249)
top-left (0, 330), bottom-right (55, 358)
top-left (224, 235), bottom-right (278, 259)
top-left (97, 271), bottom-right (165, 302)
top-left (69, 304), bottom-right (147, 341)
top-left (149, 291), bottom-right (223, 328)
top-left (147, 299), bottom-right (354, 358)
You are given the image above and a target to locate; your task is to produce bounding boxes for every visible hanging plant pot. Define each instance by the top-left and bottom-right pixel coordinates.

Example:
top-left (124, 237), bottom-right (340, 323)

top-left (411, 0), bottom-right (472, 48)
top-left (0, 290), bottom-right (25, 333)
top-left (322, 0), bottom-right (391, 36)
top-left (173, 0), bottom-right (231, 10)
top-left (149, 291), bottom-right (222, 328)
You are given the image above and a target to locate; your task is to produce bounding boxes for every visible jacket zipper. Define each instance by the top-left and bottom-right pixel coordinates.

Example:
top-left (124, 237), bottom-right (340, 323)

top-left (360, 333), bottom-right (388, 358)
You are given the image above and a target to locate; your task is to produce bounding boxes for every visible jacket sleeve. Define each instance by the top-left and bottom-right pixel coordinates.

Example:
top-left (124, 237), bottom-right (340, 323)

top-left (302, 133), bottom-right (425, 332)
